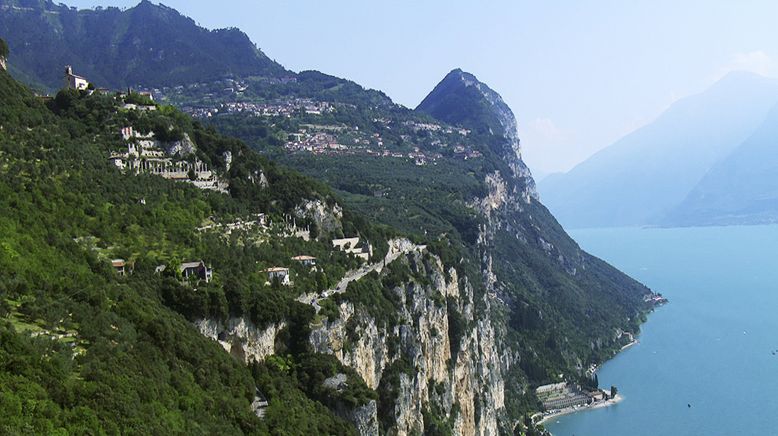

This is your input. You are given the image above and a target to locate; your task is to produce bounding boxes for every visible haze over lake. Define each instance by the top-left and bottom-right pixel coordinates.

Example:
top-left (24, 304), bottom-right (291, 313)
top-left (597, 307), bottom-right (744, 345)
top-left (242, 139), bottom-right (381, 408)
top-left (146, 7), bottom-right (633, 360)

top-left (546, 225), bottom-right (778, 436)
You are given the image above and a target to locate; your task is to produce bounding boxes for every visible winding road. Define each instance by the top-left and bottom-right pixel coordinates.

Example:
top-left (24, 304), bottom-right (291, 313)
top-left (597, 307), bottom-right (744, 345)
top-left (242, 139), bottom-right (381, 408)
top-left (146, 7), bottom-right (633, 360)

top-left (297, 238), bottom-right (426, 312)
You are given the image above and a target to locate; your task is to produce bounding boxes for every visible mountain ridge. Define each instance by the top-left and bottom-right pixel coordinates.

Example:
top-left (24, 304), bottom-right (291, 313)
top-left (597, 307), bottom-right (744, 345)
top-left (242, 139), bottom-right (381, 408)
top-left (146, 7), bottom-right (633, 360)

top-left (0, 0), bottom-right (287, 89)
top-left (539, 71), bottom-right (778, 228)
top-left (663, 101), bottom-right (778, 226)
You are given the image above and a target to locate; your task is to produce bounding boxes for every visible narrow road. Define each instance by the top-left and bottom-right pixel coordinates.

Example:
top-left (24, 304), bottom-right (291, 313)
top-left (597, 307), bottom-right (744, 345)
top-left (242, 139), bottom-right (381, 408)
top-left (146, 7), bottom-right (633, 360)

top-left (298, 238), bottom-right (426, 312)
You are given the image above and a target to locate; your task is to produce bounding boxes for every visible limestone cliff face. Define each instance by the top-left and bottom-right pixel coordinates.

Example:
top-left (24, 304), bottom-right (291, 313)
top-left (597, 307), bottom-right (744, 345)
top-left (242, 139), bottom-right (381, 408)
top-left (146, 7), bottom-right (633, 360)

top-left (190, 69), bottom-right (651, 436)
top-left (310, 251), bottom-right (506, 435)
top-left (294, 199), bottom-right (344, 237)
top-left (194, 318), bottom-right (284, 364)
top-left (192, 250), bottom-right (509, 435)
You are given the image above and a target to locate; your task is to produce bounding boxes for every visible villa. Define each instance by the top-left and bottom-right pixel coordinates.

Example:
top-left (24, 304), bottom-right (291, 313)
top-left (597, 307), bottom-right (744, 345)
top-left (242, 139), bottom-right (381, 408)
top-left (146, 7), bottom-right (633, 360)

top-left (179, 260), bottom-right (213, 283)
top-left (291, 255), bottom-right (317, 266)
top-left (264, 267), bottom-right (290, 286)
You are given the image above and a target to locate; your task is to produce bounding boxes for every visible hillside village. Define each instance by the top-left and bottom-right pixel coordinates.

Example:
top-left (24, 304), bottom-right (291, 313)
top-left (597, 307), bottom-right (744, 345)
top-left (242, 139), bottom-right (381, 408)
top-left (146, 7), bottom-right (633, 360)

top-left (58, 66), bottom-right (394, 305)
top-left (62, 66), bottom-right (233, 193)
top-left (138, 76), bottom-right (485, 165)
top-left (109, 126), bottom-right (229, 192)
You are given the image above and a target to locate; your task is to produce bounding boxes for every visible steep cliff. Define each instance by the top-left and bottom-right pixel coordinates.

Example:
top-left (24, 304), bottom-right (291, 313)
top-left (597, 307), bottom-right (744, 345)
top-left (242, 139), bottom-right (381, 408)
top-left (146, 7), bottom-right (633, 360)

top-left (417, 69), bottom-right (657, 428)
top-left (191, 69), bottom-right (658, 435)
top-left (417, 68), bottom-right (537, 202)
top-left (310, 251), bottom-right (505, 435)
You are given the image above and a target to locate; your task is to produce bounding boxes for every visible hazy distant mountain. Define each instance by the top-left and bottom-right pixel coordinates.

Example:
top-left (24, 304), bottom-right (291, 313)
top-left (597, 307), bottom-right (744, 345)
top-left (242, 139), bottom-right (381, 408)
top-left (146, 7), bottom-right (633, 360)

top-left (663, 103), bottom-right (778, 226)
top-left (0, 0), bottom-right (286, 90)
top-left (539, 72), bottom-right (778, 228)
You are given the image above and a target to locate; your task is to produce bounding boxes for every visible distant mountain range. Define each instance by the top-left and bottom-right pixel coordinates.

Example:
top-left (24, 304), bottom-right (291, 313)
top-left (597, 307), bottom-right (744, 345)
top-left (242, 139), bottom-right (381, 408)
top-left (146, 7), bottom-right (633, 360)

top-left (663, 103), bottom-right (778, 226)
top-left (0, 0), bottom-right (286, 89)
top-left (540, 72), bottom-right (778, 228)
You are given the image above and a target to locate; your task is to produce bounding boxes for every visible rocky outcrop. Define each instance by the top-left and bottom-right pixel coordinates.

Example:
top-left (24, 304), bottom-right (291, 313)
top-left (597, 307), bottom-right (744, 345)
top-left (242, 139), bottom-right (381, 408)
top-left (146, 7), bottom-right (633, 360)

top-left (310, 251), bottom-right (507, 435)
top-left (347, 399), bottom-right (379, 435)
top-left (194, 317), bottom-right (284, 364)
top-left (416, 68), bottom-right (538, 203)
top-left (295, 199), bottom-right (344, 238)
top-left (165, 132), bottom-right (197, 156)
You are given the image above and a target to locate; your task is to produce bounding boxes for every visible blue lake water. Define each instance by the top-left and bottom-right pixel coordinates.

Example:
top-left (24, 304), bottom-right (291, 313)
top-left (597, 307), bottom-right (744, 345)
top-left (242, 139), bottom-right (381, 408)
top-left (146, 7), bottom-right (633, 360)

top-left (545, 226), bottom-right (778, 436)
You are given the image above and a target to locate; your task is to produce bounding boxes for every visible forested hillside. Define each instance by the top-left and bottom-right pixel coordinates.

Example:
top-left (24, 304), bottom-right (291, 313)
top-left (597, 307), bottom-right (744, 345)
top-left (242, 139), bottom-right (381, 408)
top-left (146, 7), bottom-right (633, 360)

top-left (0, 0), bottom-right (286, 90)
top-left (0, 2), bottom-right (665, 432)
top-left (0, 53), bottom-right (391, 434)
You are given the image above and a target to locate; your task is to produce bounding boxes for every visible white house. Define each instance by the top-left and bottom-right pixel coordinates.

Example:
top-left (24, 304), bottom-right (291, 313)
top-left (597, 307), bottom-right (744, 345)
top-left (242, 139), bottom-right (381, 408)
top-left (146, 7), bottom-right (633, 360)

top-left (291, 255), bottom-right (317, 267)
top-left (112, 259), bottom-right (127, 276)
top-left (264, 267), bottom-right (290, 285)
top-left (179, 260), bottom-right (213, 283)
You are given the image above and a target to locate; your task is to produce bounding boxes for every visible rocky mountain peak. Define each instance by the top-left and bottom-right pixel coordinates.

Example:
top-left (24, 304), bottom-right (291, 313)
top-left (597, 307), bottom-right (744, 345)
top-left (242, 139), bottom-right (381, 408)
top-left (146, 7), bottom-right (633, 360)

top-left (416, 68), bottom-right (517, 138)
top-left (417, 68), bottom-right (537, 199)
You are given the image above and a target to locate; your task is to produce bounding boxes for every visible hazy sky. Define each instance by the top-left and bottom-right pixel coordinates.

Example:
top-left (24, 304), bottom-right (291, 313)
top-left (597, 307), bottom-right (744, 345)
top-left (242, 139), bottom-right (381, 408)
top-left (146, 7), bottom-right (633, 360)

top-left (62, 0), bottom-right (778, 176)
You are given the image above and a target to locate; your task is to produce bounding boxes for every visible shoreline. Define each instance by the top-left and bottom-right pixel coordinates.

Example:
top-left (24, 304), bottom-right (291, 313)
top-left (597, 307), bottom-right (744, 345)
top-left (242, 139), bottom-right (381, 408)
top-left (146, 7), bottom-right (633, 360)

top-left (538, 393), bottom-right (624, 426)
top-left (537, 338), bottom-right (637, 431)
top-left (620, 337), bottom-right (639, 351)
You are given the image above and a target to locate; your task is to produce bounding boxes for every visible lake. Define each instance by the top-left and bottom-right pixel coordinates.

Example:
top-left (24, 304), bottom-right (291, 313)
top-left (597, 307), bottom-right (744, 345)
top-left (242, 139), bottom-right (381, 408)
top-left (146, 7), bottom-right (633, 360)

top-left (545, 226), bottom-right (778, 436)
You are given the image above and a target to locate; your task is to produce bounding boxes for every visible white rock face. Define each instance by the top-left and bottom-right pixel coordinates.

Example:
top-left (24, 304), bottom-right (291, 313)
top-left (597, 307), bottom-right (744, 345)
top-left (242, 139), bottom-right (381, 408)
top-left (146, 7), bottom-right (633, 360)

top-left (193, 252), bottom-right (511, 435)
top-left (294, 199), bottom-right (344, 237)
top-left (165, 133), bottom-right (197, 156)
top-left (194, 318), bottom-right (284, 364)
top-left (310, 251), bottom-right (506, 436)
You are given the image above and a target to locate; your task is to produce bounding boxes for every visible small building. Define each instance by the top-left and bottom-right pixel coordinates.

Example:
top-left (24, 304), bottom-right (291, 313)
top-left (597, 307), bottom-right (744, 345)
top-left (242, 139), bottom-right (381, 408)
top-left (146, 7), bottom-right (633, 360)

top-left (542, 394), bottom-right (591, 410)
top-left (179, 260), bottom-right (213, 283)
top-left (535, 382), bottom-right (567, 396)
top-left (291, 255), bottom-right (317, 267)
top-left (332, 237), bottom-right (360, 251)
top-left (264, 267), bottom-right (290, 286)
top-left (112, 259), bottom-right (127, 276)
top-left (64, 65), bottom-right (89, 91)
top-left (587, 390), bottom-right (606, 402)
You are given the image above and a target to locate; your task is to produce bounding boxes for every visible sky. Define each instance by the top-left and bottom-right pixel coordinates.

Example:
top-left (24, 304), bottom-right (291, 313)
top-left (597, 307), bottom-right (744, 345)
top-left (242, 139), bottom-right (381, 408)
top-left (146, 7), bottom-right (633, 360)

top-left (62, 0), bottom-right (778, 177)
